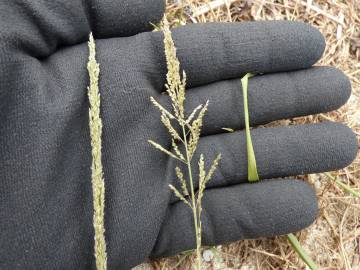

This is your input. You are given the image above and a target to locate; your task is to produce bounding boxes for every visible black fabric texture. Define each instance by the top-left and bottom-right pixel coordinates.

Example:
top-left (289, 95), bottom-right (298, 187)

top-left (168, 122), bottom-right (357, 203)
top-left (178, 66), bottom-right (352, 135)
top-left (152, 179), bottom-right (318, 258)
top-left (0, 1), bottom-right (358, 269)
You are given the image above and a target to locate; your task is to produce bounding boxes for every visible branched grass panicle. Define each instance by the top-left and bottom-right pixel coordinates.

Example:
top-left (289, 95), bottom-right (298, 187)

top-left (148, 20), bottom-right (221, 270)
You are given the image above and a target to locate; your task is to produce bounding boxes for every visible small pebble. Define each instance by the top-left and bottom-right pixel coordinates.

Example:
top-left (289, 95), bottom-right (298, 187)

top-left (202, 249), bottom-right (214, 262)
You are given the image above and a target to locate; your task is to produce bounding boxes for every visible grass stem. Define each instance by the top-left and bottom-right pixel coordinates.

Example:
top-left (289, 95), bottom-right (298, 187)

top-left (287, 233), bottom-right (319, 270)
top-left (324, 172), bottom-right (360, 198)
top-left (241, 73), bottom-right (259, 181)
top-left (241, 73), bottom-right (320, 270)
top-left (182, 124), bottom-right (202, 270)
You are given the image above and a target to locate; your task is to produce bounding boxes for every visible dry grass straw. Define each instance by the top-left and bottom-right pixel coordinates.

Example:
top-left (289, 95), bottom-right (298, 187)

top-left (144, 1), bottom-right (360, 269)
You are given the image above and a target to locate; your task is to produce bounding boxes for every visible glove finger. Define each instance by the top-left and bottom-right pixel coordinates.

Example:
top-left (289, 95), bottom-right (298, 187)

top-left (150, 21), bottom-right (325, 89)
top-left (168, 122), bottom-right (357, 203)
top-left (182, 66), bottom-right (351, 135)
top-left (151, 179), bottom-right (318, 258)
top-left (2, 0), bottom-right (164, 58)
top-left (88, 0), bottom-right (165, 38)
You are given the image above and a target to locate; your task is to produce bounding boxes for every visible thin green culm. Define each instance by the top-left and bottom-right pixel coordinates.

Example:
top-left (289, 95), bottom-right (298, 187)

top-left (324, 172), bottom-right (360, 198)
top-left (241, 73), bottom-right (320, 270)
top-left (241, 73), bottom-right (259, 182)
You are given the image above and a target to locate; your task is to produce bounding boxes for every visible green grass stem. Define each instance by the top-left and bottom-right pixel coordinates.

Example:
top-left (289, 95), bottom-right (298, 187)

top-left (241, 73), bottom-right (259, 182)
top-left (324, 172), bottom-right (360, 198)
top-left (287, 233), bottom-right (319, 270)
top-left (241, 73), bottom-right (320, 270)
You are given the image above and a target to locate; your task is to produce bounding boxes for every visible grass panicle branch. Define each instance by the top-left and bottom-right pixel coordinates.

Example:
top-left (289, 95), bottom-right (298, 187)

top-left (175, 166), bottom-right (189, 196)
top-left (148, 139), bottom-right (186, 163)
top-left (148, 19), bottom-right (221, 270)
top-left (87, 33), bottom-right (107, 270)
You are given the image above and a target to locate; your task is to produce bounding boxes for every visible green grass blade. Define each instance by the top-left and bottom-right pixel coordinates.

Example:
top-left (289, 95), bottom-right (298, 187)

top-left (287, 233), bottom-right (319, 270)
top-left (324, 172), bottom-right (360, 198)
top-left (241, 73), bottom-right (259, 182)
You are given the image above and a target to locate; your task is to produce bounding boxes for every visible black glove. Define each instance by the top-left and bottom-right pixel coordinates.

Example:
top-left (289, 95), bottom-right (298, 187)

top-left (0, 1), bottom-right (357, 269)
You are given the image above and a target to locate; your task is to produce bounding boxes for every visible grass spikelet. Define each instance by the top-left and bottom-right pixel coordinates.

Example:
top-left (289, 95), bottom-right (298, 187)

top-left (186, 104), bottom-right (203, 124)
top-left (221, 127), bottom-right (234, 133)
top-left (163, 24), bottom-right (186, 120)
top-left (187, 101), bottom-right (209, 158)
top-left (175, 166), bottom-right (189, 196)
top-left (148, 140), bottom-right (185, 163)
top-left (150, 96), bottom-right (175, 119)
top-left (87, 33), bottom-right (107, 270)
top-left (172, 140), bottom-right (185, 161)
top-left (148, 19), bottom-right (221, 270)
top-left (169, 184), bottom-right (191, 207)
top-left (161, 114), bottom-right (182, 141)
top-left (205, 154), bottom-right (222, 183)
top-left (197, 154), bottom-right (207, 205)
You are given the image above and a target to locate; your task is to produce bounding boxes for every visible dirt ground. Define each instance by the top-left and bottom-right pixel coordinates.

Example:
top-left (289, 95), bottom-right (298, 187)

top-left (136, 1), bottom-right (360, 269)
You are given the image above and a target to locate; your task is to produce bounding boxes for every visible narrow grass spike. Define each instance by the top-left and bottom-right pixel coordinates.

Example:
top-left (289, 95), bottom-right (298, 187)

top-left (186, 104), bottom-right (203, 124)
top-left (175, 166), bottom-right (189, 196)
top-left (148, 140), bottom-right (185, 163)
top-left (205, 154), bottom-right (222, 183)
top-left (172, 139), bottom-right (185, 161)
top-left (169, 184), bottom-right (191, 207)
top-left (87, 33), bottom-right (107, 270)
top-left (150, 96), bottom-right (175, 119)
top-left (161, 114), bottom-right (182, 141)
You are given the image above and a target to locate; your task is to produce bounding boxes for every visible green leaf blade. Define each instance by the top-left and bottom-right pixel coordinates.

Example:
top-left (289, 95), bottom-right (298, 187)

top-left (241, 73), bottom-right (260, 182)
top-left (241, 73), bottom-right (320, 270)
top-left (324, 172), bottom-right (360, 198)
top-left (287, 233), bottom-right (320, 270)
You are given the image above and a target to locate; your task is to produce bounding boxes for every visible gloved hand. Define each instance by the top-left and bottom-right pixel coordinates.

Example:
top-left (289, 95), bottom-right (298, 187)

top-left (0, 0), bottom-right (358, 269)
